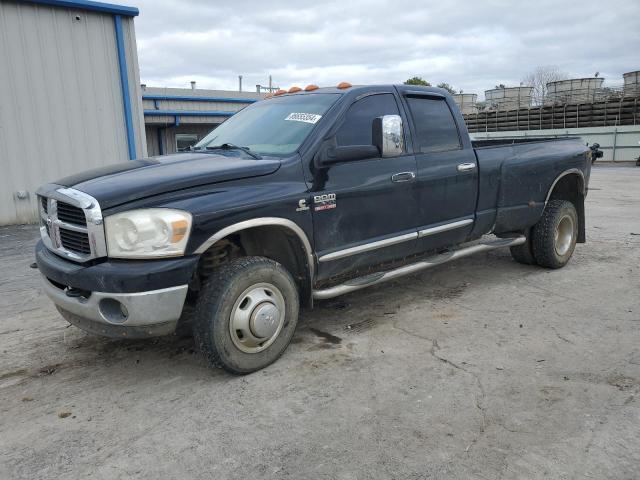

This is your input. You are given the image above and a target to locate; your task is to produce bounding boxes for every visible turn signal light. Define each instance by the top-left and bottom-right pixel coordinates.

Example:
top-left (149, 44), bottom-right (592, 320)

top-left (305, 84), bottom-right (319, 91)
top-left (288, 86), bottom-right (302, 93)
top-left (337, 81), bottom-right (352, 89)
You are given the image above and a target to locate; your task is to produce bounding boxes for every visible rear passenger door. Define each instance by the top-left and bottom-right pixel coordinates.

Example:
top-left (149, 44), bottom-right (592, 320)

top-left (400, 91), bottom-right (478, 252)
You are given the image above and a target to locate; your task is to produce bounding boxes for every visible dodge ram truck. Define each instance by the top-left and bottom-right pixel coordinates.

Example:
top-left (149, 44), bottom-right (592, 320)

top-left (35, 83), bottom-right (593, 373)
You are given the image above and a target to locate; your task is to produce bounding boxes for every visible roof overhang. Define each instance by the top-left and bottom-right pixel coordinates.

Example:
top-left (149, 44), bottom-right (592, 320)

top-left (20, 0), bottom-right (139, 17)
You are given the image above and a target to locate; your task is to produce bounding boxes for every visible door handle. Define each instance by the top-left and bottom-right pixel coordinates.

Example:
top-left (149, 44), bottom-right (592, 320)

top-left (457, 162), bottom-right (476, 172)
top-left (391, 171), bottom-right (416, 183)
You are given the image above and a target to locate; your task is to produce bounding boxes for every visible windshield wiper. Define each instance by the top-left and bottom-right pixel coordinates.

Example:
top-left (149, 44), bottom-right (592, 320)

top-left (202, 143), bottom-right (261, 159)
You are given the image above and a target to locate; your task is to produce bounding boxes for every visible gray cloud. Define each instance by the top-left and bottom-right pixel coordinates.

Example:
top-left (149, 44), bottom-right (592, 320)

top-left (133, 0), bottom-right (640, 98)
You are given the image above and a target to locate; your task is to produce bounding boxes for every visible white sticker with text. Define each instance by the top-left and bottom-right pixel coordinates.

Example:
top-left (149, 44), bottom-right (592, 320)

top-left (285, 112), bottom-right (322, 124)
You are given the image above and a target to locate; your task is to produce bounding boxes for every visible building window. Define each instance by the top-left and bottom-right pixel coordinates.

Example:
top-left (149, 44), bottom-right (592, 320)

top-left (176, 134), bottom-right (199, 152)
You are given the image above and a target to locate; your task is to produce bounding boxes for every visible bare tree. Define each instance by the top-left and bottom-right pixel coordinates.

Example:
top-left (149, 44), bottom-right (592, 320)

top-left (522, 66), bottom-right (568, 105)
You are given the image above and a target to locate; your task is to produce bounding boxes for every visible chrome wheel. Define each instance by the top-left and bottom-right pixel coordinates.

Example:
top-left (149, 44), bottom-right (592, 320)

top-left (554, 215), bottom-right (574, 256)
top-left (229, 282), bottom-right (285, 353)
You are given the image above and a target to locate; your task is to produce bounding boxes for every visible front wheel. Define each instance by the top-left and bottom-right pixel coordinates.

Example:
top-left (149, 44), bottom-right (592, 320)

top-left (531, 200), bottom-right (578, 269)
top-left (193, 256), bottom-right (300, 374)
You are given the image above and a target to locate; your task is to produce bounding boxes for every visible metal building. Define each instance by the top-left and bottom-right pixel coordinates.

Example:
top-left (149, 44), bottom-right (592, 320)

top-left (142, 86), bottom-right (264, 156)
top-left (0, 0), bottom-right (146, 225)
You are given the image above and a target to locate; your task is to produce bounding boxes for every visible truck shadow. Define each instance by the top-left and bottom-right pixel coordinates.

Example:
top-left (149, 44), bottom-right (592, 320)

top-left (46, 249), bottom-right (534, 379)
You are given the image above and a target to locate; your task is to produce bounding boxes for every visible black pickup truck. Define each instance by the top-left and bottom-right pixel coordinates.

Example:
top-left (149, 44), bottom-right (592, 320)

top-left (35, 84), bottom-right (593, 373)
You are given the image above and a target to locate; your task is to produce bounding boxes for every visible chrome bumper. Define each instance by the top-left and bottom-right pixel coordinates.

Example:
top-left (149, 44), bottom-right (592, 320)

top-left (41, 275), bottom-right (188, 338)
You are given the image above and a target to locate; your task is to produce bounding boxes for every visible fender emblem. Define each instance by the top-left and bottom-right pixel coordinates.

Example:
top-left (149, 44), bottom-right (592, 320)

top-left (313, 193), bottom-right (336, 211)
top-left (296, 199), bottom-right (309, 212)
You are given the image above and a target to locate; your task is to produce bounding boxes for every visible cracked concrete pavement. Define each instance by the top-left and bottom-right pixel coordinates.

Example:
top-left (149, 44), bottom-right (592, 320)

top-left (1, 165), bottom-right (639, 479)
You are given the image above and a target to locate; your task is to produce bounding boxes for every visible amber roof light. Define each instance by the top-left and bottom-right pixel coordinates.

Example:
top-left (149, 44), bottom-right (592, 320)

top-left (337, 81), bottom-right (352, 89)
top-left (304, 84), bottom-right (319, 91)
top-left (288, 86), bottom-right (302, 93)
top-left (274, 89), bottom-right (287, 96)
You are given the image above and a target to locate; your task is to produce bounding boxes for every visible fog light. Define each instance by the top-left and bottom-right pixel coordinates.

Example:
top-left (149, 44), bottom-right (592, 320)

top-left (99, 298), bottom-right (129, 324)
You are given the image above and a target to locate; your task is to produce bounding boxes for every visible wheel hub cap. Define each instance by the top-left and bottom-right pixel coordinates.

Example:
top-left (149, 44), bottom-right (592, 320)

top-left (229, 283), bottom-right (286, 354)
top-left (250, 302), bottom-right (281, 338)
top-left (554, 215), bottom-right (574, 256)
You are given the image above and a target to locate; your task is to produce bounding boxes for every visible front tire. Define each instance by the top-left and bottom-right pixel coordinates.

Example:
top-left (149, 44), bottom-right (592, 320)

top-left (531, 200), bottom-right (578, 269)
top-left (193, 256), bottom-right (300, 374)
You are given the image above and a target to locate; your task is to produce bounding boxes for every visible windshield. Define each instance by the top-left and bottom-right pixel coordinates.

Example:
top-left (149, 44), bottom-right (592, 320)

top-left (195, 93), bottom-right (340, 156)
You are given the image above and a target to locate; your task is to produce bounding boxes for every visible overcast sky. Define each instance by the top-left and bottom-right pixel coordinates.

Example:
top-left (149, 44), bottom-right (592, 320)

top-left (133, 0), bottom-right (640, 98)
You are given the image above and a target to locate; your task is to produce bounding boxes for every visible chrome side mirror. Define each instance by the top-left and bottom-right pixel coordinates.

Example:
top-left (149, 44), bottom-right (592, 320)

top-left (373, 115), bottom-right (404, 157)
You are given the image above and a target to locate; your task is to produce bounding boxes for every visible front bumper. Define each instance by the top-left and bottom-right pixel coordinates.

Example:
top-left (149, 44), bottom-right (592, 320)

top-left (35, 240), bottom-right (198, 338)
top-left (41, 275), bottom-right (188, 338)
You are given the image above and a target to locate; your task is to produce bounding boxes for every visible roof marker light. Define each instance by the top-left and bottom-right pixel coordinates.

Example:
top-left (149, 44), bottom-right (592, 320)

top-left (274, 89), bottom-right (287, 96)
top-left (337, 82), bottom-right (352, 89)
top-left (288, 86), bottom-right (302, 93)
top-left (305, 84), bottom-right (319, 91)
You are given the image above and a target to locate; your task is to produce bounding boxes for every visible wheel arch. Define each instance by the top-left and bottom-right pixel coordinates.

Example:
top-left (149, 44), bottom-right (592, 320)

top-left (194, 218), bottom-right (315, 305)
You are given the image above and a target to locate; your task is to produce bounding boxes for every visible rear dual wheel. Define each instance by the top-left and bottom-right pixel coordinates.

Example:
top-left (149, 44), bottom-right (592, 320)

top-left (193, 256), bottom-right (299, 374)
top-left (510, 200), bottom-right (578, 269)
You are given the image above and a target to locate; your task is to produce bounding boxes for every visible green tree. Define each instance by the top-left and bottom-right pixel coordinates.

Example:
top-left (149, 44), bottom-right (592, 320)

top-left (404, 76), bottom-right (431, 86)
top-left (437, 82), bottom-right (456, 94)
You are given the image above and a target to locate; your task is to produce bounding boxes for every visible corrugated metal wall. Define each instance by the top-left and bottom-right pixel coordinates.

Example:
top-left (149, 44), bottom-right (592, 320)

top-left (0, 1), bottom-right (146, 225)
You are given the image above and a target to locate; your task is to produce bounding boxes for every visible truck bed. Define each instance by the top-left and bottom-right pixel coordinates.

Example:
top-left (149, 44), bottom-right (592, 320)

top-left (470, 137), bottom-right (590, 238)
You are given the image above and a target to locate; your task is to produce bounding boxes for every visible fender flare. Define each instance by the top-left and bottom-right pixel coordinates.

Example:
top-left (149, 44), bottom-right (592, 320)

top-left (194, 217), bottom-right (315, 292)
top-left (545, 168), bottom-right (585, 204)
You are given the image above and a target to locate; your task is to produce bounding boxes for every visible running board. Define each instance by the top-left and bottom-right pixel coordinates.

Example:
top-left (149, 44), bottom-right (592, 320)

top-left (312, 236), bottom-right (525, 300)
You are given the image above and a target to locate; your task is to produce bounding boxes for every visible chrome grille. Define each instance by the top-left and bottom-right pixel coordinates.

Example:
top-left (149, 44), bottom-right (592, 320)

top-left (36, 185), bottom-right (107, 262)
top-left (59, 228), bottom-right (92, 254)
top-left (56, 202), bottom-right (87, 226)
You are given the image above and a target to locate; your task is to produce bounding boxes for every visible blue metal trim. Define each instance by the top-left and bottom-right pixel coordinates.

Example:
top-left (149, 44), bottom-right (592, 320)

top-left (114, 15), bottom-right (136, 160)
top-left (142, 95), bottom-right (258, 104)
top-left (22, 0), bottom-right (139, 16)
top-left (174, 116), bottom-right (180, 127)
top-left (144, 110), bottom-right (235, 117)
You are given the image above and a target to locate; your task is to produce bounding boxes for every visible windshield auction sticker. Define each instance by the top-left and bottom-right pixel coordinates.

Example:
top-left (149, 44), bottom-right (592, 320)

top-left (285, 113), bottom-right (322, 124)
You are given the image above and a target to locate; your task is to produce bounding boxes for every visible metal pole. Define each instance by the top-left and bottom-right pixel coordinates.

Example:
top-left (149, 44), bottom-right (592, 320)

top-left (612, 128), bottom-right (618, 162)
top-left (238, 75), bottom-right (243, 92)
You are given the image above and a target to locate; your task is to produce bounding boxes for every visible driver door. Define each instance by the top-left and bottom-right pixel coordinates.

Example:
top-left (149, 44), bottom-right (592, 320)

top-left (311, 92), bottom-right (420, 283)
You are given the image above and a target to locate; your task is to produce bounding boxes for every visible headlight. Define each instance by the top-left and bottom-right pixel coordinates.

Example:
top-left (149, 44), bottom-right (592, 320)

top-left (105, 209), bottom-right (192, 259)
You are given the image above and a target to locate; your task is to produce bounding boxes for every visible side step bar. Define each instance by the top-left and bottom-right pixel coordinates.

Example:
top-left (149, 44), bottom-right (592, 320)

top-left (312, 236), bottom-right (525, 300)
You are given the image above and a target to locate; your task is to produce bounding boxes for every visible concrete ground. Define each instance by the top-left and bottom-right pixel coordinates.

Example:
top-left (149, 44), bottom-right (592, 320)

top-left (1, 165), bottom-right (639, 479)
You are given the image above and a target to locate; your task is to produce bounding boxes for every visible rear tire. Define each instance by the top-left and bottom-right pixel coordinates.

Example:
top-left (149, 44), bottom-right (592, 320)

top-left (193, 256), bottom-right (299, 374)
top-left (510, 228), bottom-right (536, 265)
top-left (531, 200), bottom-right (578, 269)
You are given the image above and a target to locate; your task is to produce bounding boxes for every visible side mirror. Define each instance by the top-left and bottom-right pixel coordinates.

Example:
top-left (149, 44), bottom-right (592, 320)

top-left (373, 115), bottom-right (404, 157)
top-left (321, 144), bottom-right (380, 165)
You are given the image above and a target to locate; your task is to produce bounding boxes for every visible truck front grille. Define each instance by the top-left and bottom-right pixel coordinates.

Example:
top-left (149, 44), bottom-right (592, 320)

top-left (37, 187), bottom-right (107, 262)
top-left (59, 229), bottom-right (92, 254)
top-left (56, 202), bottom-right (87, 227)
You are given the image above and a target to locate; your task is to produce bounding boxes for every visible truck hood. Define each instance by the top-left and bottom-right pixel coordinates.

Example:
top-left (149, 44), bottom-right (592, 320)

top-left (55, 153), bottom-right (281, 209)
